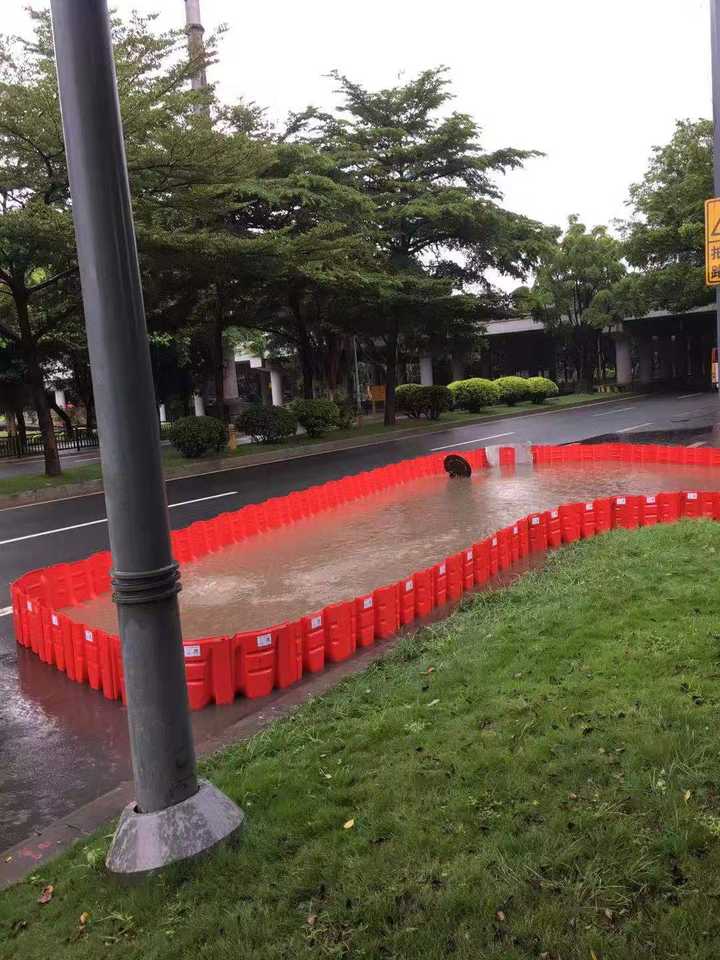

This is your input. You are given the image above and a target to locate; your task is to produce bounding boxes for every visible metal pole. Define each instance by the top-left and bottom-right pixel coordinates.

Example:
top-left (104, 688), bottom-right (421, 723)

top-left (353, 336), bottom-right (362, 413)
top-left (50, 0), bottom-right (242, 875)
top-left (711, 0), bottom-right (720, 382)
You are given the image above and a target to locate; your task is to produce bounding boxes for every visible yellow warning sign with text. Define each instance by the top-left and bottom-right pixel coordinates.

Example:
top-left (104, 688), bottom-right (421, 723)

top-left (705, 198), bottom-right (720, 285)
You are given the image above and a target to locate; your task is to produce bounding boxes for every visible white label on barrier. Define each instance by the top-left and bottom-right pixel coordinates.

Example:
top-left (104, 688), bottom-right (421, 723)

top-left (84, 630), bottom-right (94, 643)
top-left (439, 563), bottom-right (446, 575)
top-left (585, 503), bottom-right (593, 511)
top-left (492, 538), bottom-right (497, 547)
top-left (513, 526), bottom-right (518, 535)
top-left (184, 644), bottom-right (201, 658)
top-left (687, 492), bottom-right (698, 501)
top-left (466, 550), bottom-right (473, 561)
top-left (550, 510), bottom-right (558, 520)
top-left (616, 497), bottom-right (626, 506)
top-left (26, 600), bottom-right (32, 612)
top-left (531, 516), bottom-right (540, 526)
top-left (256, 633), bottom-right (272, 649)
top-left (646, 496), bottom-right (656, 504)
top-left (363, 597), bottom-right (373, 610)
top-left (51, 614), bottom-right (59, 627)
top-left (311, 615), bottom-right (322, 630)
top-left (405, 580), bottom-right (414, 592)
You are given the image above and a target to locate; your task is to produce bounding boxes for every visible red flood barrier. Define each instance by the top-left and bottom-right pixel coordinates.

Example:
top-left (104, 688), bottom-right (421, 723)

top-left (12, 441), bottom-right (720, 711)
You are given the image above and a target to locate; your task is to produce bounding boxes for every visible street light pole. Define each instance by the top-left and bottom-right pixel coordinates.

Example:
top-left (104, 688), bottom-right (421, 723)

top-left (711, 0), bottom-right (720, 380)
top-left (50, 0), bottom-right (243, 875)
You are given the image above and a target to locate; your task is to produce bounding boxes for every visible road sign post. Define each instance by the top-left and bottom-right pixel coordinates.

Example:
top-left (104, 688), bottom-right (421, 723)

top-left (50, 0), bottom-right (243, 875)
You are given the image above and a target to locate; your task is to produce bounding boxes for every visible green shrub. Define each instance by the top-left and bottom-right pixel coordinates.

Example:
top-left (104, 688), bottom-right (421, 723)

top-left (334, 399), bottom-right (357, 430)
top-left (168, 415), bottom-right (227, 458)
top-left (526, 376), bottom-right (560, 404)
top-left (289, 398), bottom-right (339, 438)
top-left (494, 376), bottom-right (531, 406)
top-left (447, 378), bottom-right (501, 412)
top-left (237, 405), bottom-right (298, 444)
top-left (396, 383), bottom-right (452, 419)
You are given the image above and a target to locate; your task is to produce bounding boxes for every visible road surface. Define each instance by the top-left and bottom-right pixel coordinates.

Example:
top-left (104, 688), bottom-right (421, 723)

top-left (1, 390), bottom-right (718, 850)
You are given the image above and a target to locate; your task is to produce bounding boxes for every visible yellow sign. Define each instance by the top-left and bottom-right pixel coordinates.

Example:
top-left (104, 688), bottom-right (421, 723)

top-left (705, 198), bottom-right (720, 285)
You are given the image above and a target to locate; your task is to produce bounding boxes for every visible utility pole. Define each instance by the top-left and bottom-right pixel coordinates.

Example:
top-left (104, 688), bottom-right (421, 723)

top-left (185, 0), bottom-right (208, 92)
top-left (50, 0), bottom-right (243, 876)
top-left (712, 0), bottom-right (720, 383)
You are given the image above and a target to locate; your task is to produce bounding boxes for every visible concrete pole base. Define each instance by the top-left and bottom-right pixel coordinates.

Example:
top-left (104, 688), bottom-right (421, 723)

top-left (105, 779), bottom-right (245, 877)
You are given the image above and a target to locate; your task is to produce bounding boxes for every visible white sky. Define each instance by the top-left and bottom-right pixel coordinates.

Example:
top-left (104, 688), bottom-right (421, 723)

top-left (4, 1), bottom-right (713, 237)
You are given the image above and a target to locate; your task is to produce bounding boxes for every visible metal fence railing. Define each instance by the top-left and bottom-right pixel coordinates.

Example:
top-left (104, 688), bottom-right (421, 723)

top-left (0, 422), bottom-right (173, 460)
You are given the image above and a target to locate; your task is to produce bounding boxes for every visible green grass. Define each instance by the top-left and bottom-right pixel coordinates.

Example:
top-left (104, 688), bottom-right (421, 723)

top-left (3, 519), bottom-right (720, 958)
top-left (0, 393), bottom-right (622, 499)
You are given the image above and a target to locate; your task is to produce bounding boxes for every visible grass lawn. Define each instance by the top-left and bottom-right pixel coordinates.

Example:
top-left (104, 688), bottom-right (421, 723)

top-left (3, 519), bottom-right (720, 958)
top-left (0, 393), bottom-right (618, 499)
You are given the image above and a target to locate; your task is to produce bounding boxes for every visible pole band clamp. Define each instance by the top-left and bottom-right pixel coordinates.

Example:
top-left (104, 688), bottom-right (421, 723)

top-left (111, 562), bottom-right (181, 605)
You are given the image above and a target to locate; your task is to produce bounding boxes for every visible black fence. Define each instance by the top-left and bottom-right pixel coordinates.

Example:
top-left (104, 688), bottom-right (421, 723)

top-left (0, 421), bottom-right (173, 459)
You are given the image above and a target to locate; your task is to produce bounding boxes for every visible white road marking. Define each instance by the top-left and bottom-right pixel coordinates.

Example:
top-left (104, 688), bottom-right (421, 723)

top-left (677, 393), bottom-right (704, 399)
top-left (688, 441), bottom-right (706, 448)
top-left (617, 422), bottom-right (653, 434)
top-left (592, 407), bottom-right (631, 417)
top-left (431, 433), bottom-right (514, 452)
top-left (0, 606), bottom-right (13, 618)
top-left (0, 491), bottom-right (238, 546)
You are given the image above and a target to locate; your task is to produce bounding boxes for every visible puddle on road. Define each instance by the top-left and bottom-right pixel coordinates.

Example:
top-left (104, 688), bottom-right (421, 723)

top-left (61, 462), bottom-right (720, 638)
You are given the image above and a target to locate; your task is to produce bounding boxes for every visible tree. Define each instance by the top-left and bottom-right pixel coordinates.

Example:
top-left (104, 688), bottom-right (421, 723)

top-left (293, 68), bottom-right (549, 423)
top-left (526, 217), bottom-right (625, 389)
top-left (622, 118), bottom-right (713, 312)
top-left (0, 10), bottom-right (231, 473)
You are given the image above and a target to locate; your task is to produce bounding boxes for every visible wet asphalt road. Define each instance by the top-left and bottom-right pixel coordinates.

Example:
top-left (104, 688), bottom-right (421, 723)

top-left (1, 390), bottom-right (719, 850)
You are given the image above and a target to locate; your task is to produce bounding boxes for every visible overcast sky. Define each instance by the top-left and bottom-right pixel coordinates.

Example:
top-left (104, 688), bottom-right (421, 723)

top-left (5, 1), bottom-right (714, 234)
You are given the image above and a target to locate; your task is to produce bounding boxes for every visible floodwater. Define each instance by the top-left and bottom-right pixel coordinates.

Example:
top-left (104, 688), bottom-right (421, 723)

top-left (62, 462), bottom-right (720, 639)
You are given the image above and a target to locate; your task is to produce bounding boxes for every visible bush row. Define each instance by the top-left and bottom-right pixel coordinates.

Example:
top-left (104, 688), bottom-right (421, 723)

top-left (447, 376), bottom-right (559, 411)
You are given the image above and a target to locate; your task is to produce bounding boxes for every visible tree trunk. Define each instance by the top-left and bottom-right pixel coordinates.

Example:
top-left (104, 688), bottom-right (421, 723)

top-left (28, 357), bottom-right (61, 475)
top-left (14, 406), bottom-right (27, 447)
top-left (212, 312), bottom-right (227, 423)
top-left (383, 318), bottom-right (400, 426)
top-left (289, 289), bottom-right (314, 399)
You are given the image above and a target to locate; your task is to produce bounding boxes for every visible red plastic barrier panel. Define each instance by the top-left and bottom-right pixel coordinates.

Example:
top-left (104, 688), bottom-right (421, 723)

top-left (23, 597), bottom-right (43, 654)
top-left (324, 601), bottom-right (357, 663)
top-left (528, 514), bottom-right (548, 554)
top-left (462, 547), bottom-right (475, 589)
top-left (184, 638), bottom-right (218, 711)
top-left (516, 518), bottom-right (530, 559)
top-left (489, 535), bottom-right (499, 575)
top-left (69, 562), bottom-right (92, 604)
top-left (413, 567), bottom-right (434, 617)
top-left (82, 626), bottom-right (102, 691)
top-left (510, 524), bottom-right (520, 563)
top-left (682, 490), bottom-right (701, 519)
top-left (276, 620), bottom-right (303, 688)
top-left (235, 628), bottom-right (277, 699)
top-left (499, 446), bottom-right (516, 468)
top-left (559, 504), bottom-right (581, 543)
top-left (58, 614), bottom-right (77, 680)
top-left (373, 584), bottom-right (399, 639)
top-left (699, 491), bottom-right (716, 519)
top-left (657, 491), bottom-right (681, 524)
top-left (497, 528), bottom-right (513, 571)
top-left (88, 552), bottom-right (111, 596)
top-left (355, 595), bottom-right (376, 647)
top-left (68, 621), bottom-right (87, 684)
top-left (433, 561), bottom-right (448, 607)
top-left (216, 514), bottom-right (235, 548)
top-left (639, 494), bottom-right (658, 526)
top-left (302, 612), bottom-right (326, 673)
top-left (47, 610), bottom-right (65, 672)
top-left (397, 577), bottom-right (417, 626)
top-left (44, 563), bottom-right (73, 610)
top-left (446, 553), bottom-right (464, 601)
top-left (473, 538), bottom-right (492, 584)
top-left (581, 501), bottom-right (596, 539)
top-left (172, 528), bottom-right (195, 564)
top-left (38, 607), bottom-right (53, 665)
top-left (611, 495), bottom-right (635, 530)
top-left (189, 521), bottom-right (210, 559)
top-left (594, 497), bottom-right (612, 534)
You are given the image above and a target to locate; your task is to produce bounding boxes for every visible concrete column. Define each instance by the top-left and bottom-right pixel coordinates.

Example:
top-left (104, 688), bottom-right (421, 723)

top-left (419, 354), bottom-right (433, 386)
top-left (451, 356), bottom-right (465, 381)
top-left (193, 393), bottom-right (205, 417)
top-left (223, 345), bottom-right (240, 401)
top-left (54, 389), bottom-right (66, 409)
top-left (614, 334), bottom-right (632, 386)
top-left (638, 338), bottom-right (654, 384)
top-left (269, 365), bottom-right (283, 406)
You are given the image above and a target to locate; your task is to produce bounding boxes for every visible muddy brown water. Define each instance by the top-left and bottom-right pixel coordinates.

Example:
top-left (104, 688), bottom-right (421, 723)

top-left (61, 462), bottom-right (720, 639)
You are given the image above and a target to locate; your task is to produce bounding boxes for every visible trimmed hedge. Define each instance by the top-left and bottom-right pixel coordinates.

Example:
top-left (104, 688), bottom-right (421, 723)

top-left (448, 378), bottom-right (501, 412)
top-left (527, 376), bottom-right (560, 404)
top-left (237, 405), bottom-right (298, 444)
top-left (169, 415), bottom-right (227, 458)
top-left (494, 376), bottom-right (531, 406)
top-left (396, 384), bottom-right (452, 420)
top-left (288, 398), bottom-right (340, 438)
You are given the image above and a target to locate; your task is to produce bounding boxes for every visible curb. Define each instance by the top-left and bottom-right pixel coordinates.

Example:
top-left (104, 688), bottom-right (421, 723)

top-left (0, 395), bottom-right (641, 510)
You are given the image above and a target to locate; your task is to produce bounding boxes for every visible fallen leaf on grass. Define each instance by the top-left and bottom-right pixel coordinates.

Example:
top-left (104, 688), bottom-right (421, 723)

top-left (683, 789), bottom-right (692, 803)
top-left (591, 950), bottom-right (599, 960)
top-left (79, 912), bottom-right (90, 927)
top-left (306, 915), bottom-right (317, 926)
top-left (37, 884), bottom-right (54, 904)
top-left (604, 908), bottom-right (613, 920)
top-left (495, 910), bottom-right (506, 922)
top-left (428, 699), bottom-right (440, 707)
top-left (422, 667), bottom-right (434, 675)
top-left (343, 819), bottom-right (355, 830)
